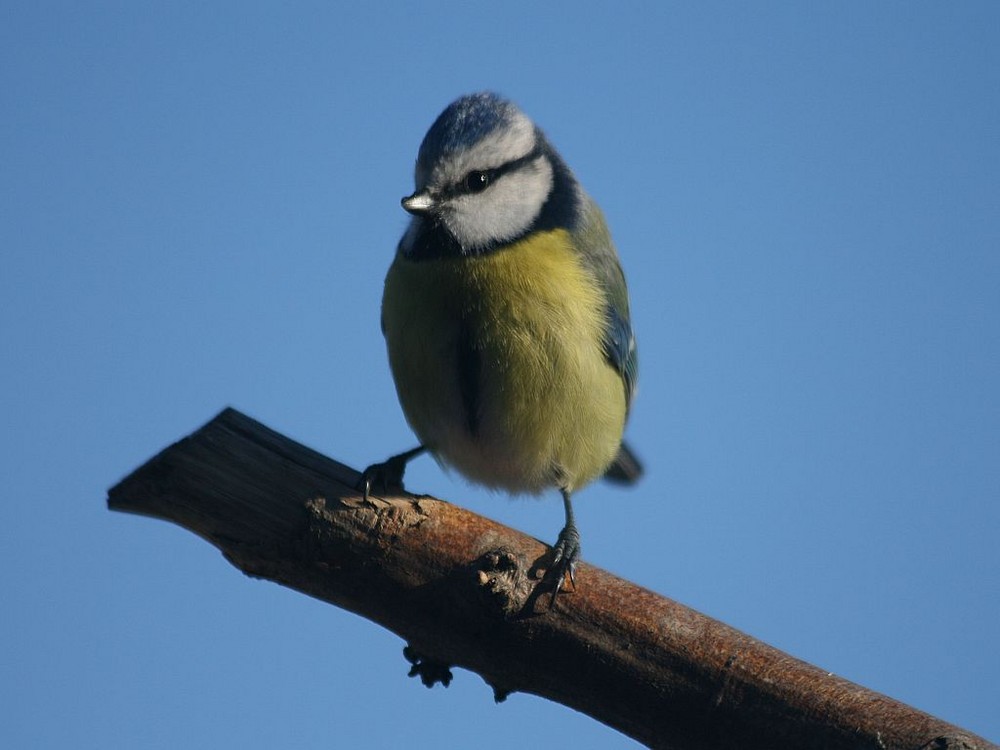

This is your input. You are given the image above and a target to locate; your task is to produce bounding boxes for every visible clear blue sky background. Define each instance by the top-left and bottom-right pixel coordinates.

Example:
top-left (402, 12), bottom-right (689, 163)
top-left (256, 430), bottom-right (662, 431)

top-left (3, 3), bottom-right (997, 748)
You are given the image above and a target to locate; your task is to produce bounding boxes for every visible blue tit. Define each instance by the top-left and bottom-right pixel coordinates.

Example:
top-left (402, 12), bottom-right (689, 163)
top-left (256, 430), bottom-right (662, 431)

top-left (363, 92), bottom-right (641, 597)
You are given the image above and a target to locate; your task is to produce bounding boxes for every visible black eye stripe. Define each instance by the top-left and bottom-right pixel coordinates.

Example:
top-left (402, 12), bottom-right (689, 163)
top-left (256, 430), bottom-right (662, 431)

top-left (456, 148), bottom-right (543, 197)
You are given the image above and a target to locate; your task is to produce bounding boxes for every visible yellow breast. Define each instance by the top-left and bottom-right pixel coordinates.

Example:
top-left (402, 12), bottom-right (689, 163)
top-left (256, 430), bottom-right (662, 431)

top-left (382, 229), bottom-right (627, 494)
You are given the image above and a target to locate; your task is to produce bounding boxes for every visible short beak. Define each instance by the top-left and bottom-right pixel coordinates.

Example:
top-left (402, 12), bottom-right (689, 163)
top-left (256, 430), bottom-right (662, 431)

top-left (401, 190), bottom-right (435, 216)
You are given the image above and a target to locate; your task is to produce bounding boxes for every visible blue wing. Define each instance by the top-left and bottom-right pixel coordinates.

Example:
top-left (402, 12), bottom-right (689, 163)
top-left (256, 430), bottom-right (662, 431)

top-left (603, 304), bottom-right (638, 414)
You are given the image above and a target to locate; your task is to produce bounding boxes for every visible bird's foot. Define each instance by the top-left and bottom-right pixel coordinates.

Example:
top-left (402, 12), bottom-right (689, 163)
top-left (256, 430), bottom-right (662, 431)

top-left (358, 448), bottom-right (416, 500)
top-left (548, 523), bottom-right (581, 603)
top-left (359, 457), bottom-right (406, 500)
top-left (358, 446), bottom-right (425, 500)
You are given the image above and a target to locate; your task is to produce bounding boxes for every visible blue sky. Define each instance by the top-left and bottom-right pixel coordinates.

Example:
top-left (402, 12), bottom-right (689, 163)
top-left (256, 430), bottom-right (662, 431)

top-left (3, 3), bottom-right (998, 747)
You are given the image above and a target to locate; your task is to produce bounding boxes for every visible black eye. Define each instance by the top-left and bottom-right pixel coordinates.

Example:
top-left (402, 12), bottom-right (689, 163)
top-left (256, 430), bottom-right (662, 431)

top-left (464, 170), bottom-right (492, 193)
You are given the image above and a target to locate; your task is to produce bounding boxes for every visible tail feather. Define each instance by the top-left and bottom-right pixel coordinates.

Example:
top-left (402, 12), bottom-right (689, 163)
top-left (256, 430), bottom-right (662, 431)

top-left (602, 441), bottom-right (643, 485)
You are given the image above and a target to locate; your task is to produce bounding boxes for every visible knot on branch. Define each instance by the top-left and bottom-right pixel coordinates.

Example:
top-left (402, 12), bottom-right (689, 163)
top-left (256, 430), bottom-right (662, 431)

top-left (473, 547), bottom-right (533, 616)
top-left (403, 645), bottom-right (453, 688)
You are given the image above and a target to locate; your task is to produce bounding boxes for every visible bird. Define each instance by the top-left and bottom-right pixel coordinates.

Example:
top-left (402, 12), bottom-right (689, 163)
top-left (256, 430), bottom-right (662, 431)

top-left (362, 92), bottom-right (641, 599)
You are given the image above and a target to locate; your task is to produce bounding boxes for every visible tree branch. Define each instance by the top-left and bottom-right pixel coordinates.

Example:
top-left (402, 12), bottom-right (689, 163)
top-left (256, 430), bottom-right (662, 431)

top-left (107, 408), bottom-right (995, 750)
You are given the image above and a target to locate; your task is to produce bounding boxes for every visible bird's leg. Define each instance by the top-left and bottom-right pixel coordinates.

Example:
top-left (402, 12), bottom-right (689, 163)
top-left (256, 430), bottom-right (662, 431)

top-left (549, 488), bottom-right (581, 601)
top-left (359, 445), bottom-right (426, 500)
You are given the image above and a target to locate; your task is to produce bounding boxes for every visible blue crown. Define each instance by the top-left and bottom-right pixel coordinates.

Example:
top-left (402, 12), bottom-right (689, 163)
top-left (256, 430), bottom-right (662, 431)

top-left (417, 92), bottom-right (520, 167)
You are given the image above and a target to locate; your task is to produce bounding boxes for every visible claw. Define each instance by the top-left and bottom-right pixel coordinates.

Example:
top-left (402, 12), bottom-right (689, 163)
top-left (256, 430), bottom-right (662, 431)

top-left (549, 520), bottom-right (581, 604)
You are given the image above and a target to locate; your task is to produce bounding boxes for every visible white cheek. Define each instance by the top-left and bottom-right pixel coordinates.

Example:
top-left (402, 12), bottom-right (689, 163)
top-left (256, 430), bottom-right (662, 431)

top-left (447, 159), bottom-right (554, 249)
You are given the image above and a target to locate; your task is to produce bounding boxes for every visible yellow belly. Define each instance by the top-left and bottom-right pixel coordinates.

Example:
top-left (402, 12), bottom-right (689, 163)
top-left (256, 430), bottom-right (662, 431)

top-left (382, 229), bottom-right (626, 494)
